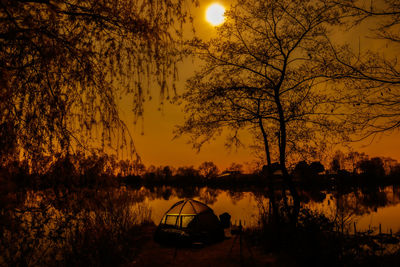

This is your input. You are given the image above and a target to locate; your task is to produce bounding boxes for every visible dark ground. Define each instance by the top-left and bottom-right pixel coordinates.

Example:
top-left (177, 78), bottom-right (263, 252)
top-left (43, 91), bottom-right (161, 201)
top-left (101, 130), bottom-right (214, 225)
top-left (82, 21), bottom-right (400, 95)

top-left (129, 226), bottom-right (279, 267)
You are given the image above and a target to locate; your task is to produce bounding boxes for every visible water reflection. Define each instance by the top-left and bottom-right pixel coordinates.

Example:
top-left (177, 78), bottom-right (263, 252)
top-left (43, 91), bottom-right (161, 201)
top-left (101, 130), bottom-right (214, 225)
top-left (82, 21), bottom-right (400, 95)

top-left (3, 185), bottom-right (400, 266)
top-left (1, 188), bottom-right (153, 266)
top-left (5, 185), bottom-right (400, 239)
top-left (137, 185), bottom-right (400, 232)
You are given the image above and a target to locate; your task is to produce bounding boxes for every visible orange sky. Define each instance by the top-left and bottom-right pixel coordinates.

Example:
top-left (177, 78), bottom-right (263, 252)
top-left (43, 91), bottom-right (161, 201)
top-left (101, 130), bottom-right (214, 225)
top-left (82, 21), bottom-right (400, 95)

top-left (124, 0), bottom-right (400, 171)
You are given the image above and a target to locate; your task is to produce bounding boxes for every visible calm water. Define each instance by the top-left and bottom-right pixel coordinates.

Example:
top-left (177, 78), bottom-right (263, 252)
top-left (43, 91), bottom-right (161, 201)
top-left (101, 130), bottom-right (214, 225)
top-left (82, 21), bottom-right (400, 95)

top-left (132, 185), bottom-right (400, 233)
top-left (5, 185), bottom-right (399, 266)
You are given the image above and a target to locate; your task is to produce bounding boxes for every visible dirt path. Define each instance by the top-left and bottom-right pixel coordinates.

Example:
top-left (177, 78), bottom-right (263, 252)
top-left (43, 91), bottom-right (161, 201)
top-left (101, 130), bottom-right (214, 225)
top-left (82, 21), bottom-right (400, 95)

top-left (128, 226), bottom-right (278, 267)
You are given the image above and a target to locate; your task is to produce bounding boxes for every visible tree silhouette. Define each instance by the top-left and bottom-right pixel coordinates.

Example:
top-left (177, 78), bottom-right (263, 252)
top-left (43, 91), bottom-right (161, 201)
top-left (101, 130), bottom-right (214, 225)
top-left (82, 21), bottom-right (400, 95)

top-left (294, 160), bottom-right (325, 178)
top-left (357, 157), bottom-right (385, 178)
top-left (177, 0), bottom-right (353, 174)
top-left (226, 162), bottom-right (243, 174)
top-left (331, 0), bottom-right (400, 135)
top-left (338, 0), bottom-right (400, 43)
top-left (175, 165), bottom-right (199, 178)
top-left (198, 161), bottom-right (219, 179)
top-left (0, 0), bottom-right (194, 162)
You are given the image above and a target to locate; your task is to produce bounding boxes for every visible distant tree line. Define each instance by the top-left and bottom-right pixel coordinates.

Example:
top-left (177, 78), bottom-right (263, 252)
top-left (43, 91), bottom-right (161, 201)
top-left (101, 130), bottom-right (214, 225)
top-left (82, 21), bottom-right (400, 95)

top-left (2, 149), bottom-right (400, 190)
top-left (1, 0), bottom-right (400, 189)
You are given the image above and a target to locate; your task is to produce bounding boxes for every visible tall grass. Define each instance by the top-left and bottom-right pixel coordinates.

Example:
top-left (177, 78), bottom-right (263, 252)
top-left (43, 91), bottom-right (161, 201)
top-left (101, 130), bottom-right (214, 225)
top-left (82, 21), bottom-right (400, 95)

top-left (0, 189), bottom-right (153, 266)
top-left (248, 200), bottom-right (400, 266)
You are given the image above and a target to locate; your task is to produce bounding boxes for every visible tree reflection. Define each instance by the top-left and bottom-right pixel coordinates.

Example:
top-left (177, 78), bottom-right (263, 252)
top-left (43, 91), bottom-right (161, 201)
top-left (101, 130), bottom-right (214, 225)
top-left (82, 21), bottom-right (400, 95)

top-left (174, 186), bottom-right (200, 200)
top-left (1, 188), bottom-right (153, 266)
top-left (199, 188), bottom-right (220, 205)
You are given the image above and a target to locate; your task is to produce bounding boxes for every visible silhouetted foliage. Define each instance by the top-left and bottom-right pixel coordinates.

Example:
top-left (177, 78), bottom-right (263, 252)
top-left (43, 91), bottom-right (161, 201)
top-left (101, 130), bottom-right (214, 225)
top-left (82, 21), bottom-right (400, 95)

top-left (293, 160), bottom-right (325, 180)
top-left (293, 161), bottom-right (310, 177)
top-left (327, 150), bottom-right (400, 183)
top-left (198, 161), bottom-right (219, 179)
top-left (330, 0), bottom-right (400, 135)
top-left (357, 157), bottom-right (386, 178)
top-left (177, 0), bottom-right (356, 175)
top-left (251, 201), bottom-right (400, 266)
top-left (329, 150), bottom-right (369, 174)
top-left (226, 162), bottom-right (243, 174)
top-left (0, 0), bottom-right (195, 162)
top-left (0, 189), bottom-right (153, 266)
top-left (310, 161), bottom-right (325, 174)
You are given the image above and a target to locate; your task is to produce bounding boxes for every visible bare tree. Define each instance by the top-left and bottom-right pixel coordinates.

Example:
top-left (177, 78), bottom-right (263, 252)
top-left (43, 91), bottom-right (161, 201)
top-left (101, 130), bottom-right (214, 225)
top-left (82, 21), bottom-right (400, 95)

top-left (198, 161), bottom-right (219, 178)
top-left (177, 0), bottom-right (353, 175)
top-left (331, 0), bottom-right (400, 135)
top-left (0, 0), bottom-right (195, 164)
top-left (337, 0), bottom-right (400, 42)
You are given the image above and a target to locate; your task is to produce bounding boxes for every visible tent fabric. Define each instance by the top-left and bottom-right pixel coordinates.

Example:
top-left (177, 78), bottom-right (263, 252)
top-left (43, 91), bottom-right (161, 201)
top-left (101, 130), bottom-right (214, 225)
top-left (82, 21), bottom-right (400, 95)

top-left (166, 199), bottom-right (211, 215)
top-left (154, 199), bottom-right (224, 245)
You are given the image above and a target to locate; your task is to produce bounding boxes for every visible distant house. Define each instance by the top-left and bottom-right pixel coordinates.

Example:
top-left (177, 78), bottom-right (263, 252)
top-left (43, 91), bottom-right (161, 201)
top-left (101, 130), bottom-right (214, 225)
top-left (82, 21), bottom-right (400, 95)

top-left (217, 170), bottom-right (241, 177)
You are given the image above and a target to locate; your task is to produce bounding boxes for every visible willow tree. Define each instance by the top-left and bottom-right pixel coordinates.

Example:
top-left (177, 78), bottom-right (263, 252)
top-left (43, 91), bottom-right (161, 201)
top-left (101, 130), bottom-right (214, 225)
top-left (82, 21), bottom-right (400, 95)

top-left (177, 0), bottom-right (353, 175)
top-left (0, 0), bottom-right (195, 164)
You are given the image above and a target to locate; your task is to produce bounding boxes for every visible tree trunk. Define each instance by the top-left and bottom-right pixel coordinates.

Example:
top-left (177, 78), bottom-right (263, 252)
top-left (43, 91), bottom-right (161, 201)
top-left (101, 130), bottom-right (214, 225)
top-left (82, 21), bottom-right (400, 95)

top-left (274, 87), bottom-right (300, 227)
top-left (274, 90), bottom-right (287, 174)
top-left (258, 116), bottom-right (271, 166)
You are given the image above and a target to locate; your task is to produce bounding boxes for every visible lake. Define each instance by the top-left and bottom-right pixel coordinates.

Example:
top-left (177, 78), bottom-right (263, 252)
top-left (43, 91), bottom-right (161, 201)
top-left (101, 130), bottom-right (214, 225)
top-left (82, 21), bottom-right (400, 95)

top-left (3, 184), bottom-right (400, 266)
top-left (132, 185), bottom-right (400, 233)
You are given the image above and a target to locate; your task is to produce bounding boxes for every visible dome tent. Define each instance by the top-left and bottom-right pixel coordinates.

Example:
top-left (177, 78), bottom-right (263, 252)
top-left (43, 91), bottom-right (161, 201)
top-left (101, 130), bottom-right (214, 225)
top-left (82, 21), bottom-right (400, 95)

top-left (154, 199), bottom-right (224, 245)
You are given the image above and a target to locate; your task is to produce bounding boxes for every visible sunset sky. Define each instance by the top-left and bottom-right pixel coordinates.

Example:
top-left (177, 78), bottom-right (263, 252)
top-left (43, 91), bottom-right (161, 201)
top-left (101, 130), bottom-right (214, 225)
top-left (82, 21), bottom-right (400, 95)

top-left (125, 0), bottom-right (400, 171)
top-left (3, 2), bottom-right (400, 266)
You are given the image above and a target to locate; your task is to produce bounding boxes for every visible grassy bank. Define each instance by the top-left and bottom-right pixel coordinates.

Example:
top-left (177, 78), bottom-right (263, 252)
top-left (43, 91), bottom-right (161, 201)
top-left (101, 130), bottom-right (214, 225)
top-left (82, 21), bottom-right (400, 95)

top-left (0, 188), bottom-right (152, 266)
top-left (246, 206), bottom-right (400, 266)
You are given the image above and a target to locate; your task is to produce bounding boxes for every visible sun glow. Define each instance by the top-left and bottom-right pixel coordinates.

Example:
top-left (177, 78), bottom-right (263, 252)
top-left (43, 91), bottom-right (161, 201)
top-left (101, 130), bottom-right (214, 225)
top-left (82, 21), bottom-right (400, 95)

top-left (206, 3), bottom-right (225, 26)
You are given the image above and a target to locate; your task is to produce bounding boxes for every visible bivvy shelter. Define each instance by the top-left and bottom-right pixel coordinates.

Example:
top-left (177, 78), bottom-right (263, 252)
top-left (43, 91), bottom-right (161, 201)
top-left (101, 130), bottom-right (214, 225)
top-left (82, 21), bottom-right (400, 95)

top-left (154, 199), bottom-right (225, 245)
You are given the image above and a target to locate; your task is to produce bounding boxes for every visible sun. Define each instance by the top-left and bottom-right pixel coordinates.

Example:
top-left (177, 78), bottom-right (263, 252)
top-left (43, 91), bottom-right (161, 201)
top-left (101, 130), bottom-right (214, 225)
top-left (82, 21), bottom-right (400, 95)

top-left (206, 3), bottom-right (225, 26)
